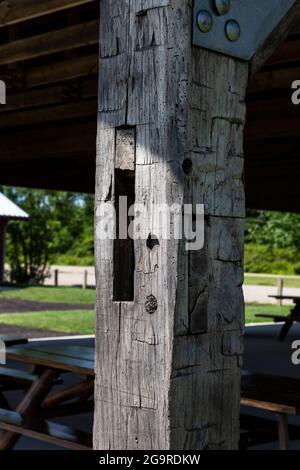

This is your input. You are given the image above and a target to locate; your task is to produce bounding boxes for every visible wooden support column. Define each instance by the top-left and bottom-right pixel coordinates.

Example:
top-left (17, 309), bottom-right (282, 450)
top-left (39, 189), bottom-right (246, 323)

top-left (94, 0), bottom-right (300, 450)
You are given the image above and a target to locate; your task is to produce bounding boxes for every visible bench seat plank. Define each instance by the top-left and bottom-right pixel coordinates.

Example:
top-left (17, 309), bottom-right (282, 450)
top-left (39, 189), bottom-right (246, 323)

top-left (0, 408), bottom-right (92, 450)
top-left (6, 347), bottom-right (94, 376)
top-left (0, 367), bottom-right (37, 386)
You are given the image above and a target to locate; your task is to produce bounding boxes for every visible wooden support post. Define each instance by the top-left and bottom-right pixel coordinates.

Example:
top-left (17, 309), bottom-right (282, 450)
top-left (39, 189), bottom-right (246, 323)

top-left (54, 269), bottom-right (59, 287)
top-left (0, 221), bottom-right (7, 284)
top-left (278, 413), bottom-right (289, 450)
top-left (277, 278), bottom-right (284, 306)
top-left (83, 270), bottom-right (88, 290)
top-left (94, 0), bottom-right (300, 451)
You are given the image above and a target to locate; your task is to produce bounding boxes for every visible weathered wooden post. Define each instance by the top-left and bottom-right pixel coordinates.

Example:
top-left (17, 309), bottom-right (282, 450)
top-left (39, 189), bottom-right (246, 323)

top-left (94, 0), bottom-right (300, 450)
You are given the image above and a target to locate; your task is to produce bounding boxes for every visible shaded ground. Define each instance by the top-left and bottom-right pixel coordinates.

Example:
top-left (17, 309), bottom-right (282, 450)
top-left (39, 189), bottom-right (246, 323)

top-left (0, 324), bottom-right (70, 339)
top-left (0, 298), bottom-right (94, 314)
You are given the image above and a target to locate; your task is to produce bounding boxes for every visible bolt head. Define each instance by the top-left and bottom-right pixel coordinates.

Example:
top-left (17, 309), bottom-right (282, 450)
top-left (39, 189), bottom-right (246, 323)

top-left (225, 19), bottom-right (241, 42)
top-left (214, 0), bottom-right (230, 16)
top-left (197, 10), bottom-right (213, 33)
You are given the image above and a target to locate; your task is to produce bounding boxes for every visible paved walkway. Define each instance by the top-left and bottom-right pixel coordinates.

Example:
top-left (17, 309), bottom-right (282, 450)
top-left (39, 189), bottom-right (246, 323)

top-left (243, 285), bottom-right (300, 305)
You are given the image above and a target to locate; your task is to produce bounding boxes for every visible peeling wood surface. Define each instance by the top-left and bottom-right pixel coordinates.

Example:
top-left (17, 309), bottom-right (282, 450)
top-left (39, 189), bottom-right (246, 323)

top-left (94, 0), bottom-right (248, 450)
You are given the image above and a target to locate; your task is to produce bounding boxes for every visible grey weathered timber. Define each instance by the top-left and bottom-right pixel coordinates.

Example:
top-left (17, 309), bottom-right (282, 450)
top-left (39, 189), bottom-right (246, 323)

top-left (94, 0), bottom-right (299, 450)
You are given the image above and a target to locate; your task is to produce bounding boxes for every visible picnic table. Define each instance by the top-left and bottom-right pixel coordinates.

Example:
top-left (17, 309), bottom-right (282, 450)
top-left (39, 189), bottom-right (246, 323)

top-left (255, 295), bottom-right (300, 341)
top-left (241, 370), bottom-right (300, 450)
top-left (0, 340), bottom-right (94, 450)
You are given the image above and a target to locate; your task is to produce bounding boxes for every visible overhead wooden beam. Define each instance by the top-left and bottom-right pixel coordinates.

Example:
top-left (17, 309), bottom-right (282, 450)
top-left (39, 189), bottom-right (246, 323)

top-left (0, 0), bottom-right (96, 28)
top-left (251, 1), bottom-right (300, 74)
top-left (248, 65), bottom-right (300, 94)
top-left (0, 98), bottom-right (97, 128)
top-left (267, 38), bottom-right (300, 67)
top-left (0, 78), bottom-right (98, 112)
top-left (0, 20), bottom-right (99, 66)
top-left (25, 54), bottom-right (98, 88)
top-left (0, 121), bottom-right (96, 162)
top-left (0, 160), bottom-right (95, 194)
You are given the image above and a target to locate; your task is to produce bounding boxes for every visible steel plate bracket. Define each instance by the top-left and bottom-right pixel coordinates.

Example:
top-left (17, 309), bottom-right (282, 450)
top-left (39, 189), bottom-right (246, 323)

top-left (193, 0), bottom-right (296, 61)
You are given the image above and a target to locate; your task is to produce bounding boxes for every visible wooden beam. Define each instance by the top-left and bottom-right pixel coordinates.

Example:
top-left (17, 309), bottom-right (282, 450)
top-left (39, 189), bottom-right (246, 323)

top-left (0, 99), bottom-right (97, 128)
top-left (0, 78), bottom-right (98, 112)
top-left (0, 121), bottom-right (96, 162)
top-left (251, 1), bottom-right (300, 74)
top-left (25, 54), bottom-right (98, 88)
top-left (248, 65), bottom-right (300, 94)
top-left (267, 38), bottom-right (300, 66)
top-left (0, 20), bottom-right (99, 66)
top-left (0, 0), bottom-right (96, 28)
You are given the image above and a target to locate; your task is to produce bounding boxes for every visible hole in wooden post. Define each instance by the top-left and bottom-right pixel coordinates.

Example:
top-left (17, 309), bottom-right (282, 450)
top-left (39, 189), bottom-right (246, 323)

top-left (113, 127), bottom-right (136, 302)
top-left (182, 158), bottom-right (193, 175)
top-left (113, 170), bottom-right (135, 302)
top-left (146, 234), bottom-right (160, 251)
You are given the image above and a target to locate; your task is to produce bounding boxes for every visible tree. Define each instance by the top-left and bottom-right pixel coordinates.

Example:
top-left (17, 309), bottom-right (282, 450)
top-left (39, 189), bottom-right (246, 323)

top-left (1, 187), bottom-right (94, 284)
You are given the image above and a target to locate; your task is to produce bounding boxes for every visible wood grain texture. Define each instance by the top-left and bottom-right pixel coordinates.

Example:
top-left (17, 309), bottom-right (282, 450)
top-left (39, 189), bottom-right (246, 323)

top-left (94, 0), bottom-right (248, 450)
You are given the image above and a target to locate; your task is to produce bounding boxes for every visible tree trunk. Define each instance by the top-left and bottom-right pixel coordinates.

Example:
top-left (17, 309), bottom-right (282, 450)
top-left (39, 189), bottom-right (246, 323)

top-left (94, 0), bottom-right (247, 450)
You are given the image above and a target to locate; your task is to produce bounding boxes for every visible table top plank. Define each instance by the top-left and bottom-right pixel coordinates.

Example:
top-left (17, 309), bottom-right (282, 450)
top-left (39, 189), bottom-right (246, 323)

top-left (41, 345), bottom-right (94, 361)
top-left (269, 295), bottom-right (300, 302)
top-left (6, 347), bottom-right (94, 376)
top-left (242, 370), bottom-right (300, 414)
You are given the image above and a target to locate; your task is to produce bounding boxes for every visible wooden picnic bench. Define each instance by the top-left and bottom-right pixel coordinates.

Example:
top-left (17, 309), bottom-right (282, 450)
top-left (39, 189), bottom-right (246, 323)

top-left (241, 370), bottom-right (300, 450)
top-left (0, 342), bottom-right (95, 450)
top-left (255, 295), bottom-right (300, 341)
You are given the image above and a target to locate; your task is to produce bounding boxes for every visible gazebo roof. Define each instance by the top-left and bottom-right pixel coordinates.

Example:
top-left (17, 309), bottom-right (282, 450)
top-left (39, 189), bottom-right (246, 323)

top-left (0, 193), bottom-right (29, 220)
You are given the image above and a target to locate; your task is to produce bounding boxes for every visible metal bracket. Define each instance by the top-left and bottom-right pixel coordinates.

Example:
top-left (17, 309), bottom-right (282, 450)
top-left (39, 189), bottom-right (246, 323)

top-left (193, 0), bottom-right (296, 61)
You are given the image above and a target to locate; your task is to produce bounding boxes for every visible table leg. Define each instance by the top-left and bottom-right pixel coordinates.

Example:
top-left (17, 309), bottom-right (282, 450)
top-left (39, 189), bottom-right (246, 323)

top-left (0, 368), bottom-right (57, 450)
top-left (279, 304), bottom-right (300, 341)
top-left (278, 413), bottom-right (289, 450)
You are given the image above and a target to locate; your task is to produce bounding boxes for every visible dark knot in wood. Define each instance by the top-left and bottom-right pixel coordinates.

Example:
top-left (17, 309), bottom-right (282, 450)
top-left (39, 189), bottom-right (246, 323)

top-left (145, 295), bottom-right (158, 314)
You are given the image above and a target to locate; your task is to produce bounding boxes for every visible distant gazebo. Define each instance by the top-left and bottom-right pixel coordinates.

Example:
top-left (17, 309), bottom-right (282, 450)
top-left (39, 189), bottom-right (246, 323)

top-left (0, 193), bottom-right (29, 284)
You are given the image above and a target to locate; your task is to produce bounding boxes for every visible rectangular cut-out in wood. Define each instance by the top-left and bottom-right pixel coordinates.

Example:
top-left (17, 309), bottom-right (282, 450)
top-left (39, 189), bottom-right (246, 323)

top-left (115, 128), bottom-right (135, 171)
top-left (113, 127), bottom-right (136, 302)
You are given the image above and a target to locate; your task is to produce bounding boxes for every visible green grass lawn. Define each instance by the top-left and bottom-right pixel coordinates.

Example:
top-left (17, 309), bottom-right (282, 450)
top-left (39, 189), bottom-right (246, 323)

top-left (0, 310), bottom-right (95, 335)
top-left (245, 304), bottom-right (291, 324)
top-left (244, 275), bottom-right (300, 288)
top-left (0, 303), bottom-right (291, 335)
top-left (0, 286), bottom-right (95, 305)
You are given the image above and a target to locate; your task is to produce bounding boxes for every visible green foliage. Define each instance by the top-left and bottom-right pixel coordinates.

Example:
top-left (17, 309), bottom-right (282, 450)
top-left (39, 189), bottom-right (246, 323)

top-left (245, 210), bottom-right (300, 274)
top-left (246, 210), bottom-right (300, 250)
top-left (244, 244), bottom-right (298, 274)
top-left (0, 187), bottom-right (94, 283)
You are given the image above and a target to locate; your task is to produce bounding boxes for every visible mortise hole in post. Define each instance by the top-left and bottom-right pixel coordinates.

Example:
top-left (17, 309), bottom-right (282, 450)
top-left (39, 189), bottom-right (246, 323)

top-left (182, 158), bottom-right (193, 175)
top-left (113, 126), bottom-right (136, 302)
top-left (146, 234), bottom-right (160, 251)
top-left (113, 169), bottom-right (135, 302)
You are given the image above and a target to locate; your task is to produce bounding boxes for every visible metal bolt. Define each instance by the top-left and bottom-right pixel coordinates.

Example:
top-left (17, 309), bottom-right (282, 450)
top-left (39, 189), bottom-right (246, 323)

top-left (197, 10), bottom-right (213, 33)
top-left (225, 20), bottom-right (241, 42)
top-left (214, 0), bottom-right (230, 16)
